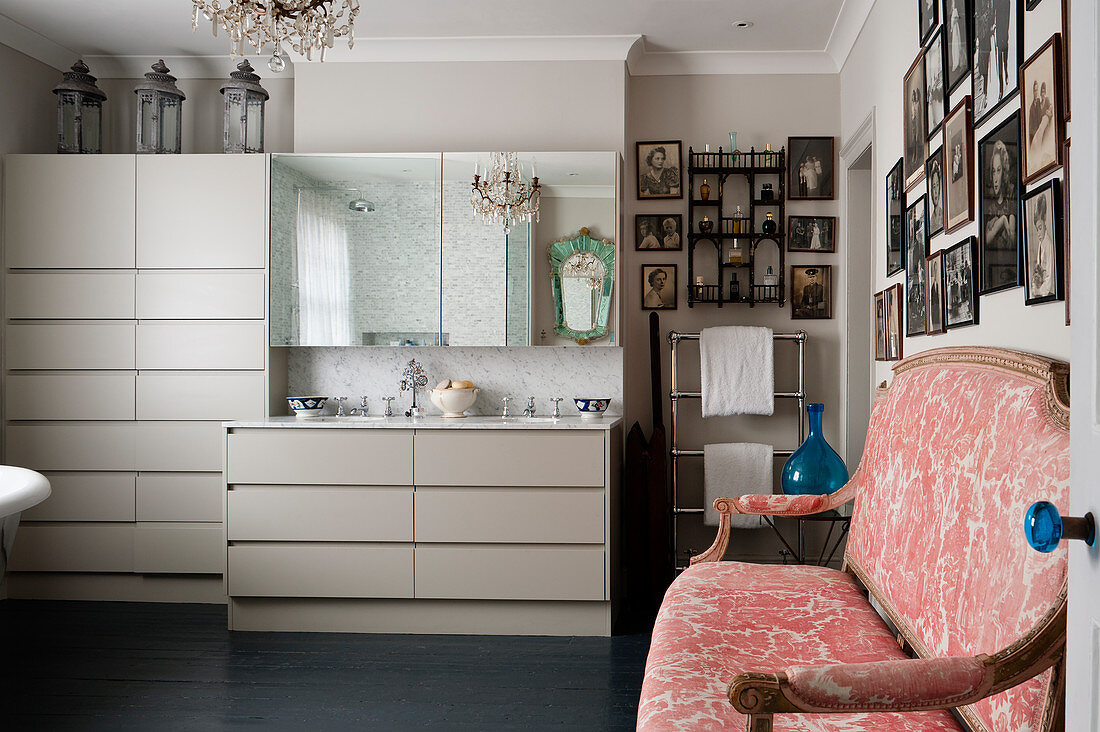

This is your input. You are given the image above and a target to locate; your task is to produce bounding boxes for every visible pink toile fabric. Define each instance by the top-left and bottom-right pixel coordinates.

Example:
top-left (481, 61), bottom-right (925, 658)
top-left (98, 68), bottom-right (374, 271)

top-left (732, 486), bottom-right (853, 517)
top-left (637, 561), bottom-right (963, 731)
top-left (844, 354), bottom-right (1068, 731)
top-left (785, 657), bottom-right (990, 711)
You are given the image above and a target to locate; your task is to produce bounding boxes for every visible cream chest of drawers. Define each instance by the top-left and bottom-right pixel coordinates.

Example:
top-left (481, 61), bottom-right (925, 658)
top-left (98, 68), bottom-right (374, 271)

top-left (223, 418), bottom-right (622, 636)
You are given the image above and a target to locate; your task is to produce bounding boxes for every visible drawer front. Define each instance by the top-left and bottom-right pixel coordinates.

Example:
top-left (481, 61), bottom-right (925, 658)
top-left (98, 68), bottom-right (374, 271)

top-left (7, 524), bottom-right (134, 573)
top-left (135, 422), bottom-right (223, 472)
top-left (5, 272), bottom-right (136, 319)
top-left (414, 431), bottom-right (605, 487)
top-left (136, 371), bottom-right (266, 421)
top-left (228, 487), bottom-right (412, 541)
top-left (136, 271), bottom-right (265, 319)
top-left (227, 430), bottom-right (413, 486)
top-left (22, 472), bottom-right (136, 522)
top-left (414, 488), bottom-right (604, 544)
top-left (5, 423), bottom-right (135, 471)
top-left (136, 321), bottom-right (265, 370)
top-left (137, 473), bottom-right (223, 522)
top-left (5, 155), bottom-right (136, 269)
top-left (228, 544), bottom-right (413, 598)
top-left (137, 155), bottom-right (265, 269)
top-left (7, 322), bottom-right (136, 370)
top-left (414, 546), bottom-right (605, 601)
top-left (134, 523), bottom-right (224, 574)
top-left (5, 372), bottom-right (136, 421)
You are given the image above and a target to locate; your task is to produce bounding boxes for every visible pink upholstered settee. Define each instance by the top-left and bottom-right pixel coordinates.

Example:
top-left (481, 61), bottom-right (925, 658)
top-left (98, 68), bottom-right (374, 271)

top-left (638, 347), bottom-right (1069, 732)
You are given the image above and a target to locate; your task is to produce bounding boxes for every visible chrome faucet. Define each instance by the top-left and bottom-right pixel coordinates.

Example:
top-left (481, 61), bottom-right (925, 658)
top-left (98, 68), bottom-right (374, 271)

top-left (383, 396), bottom-right (396, 417)
top-left (522, 396), bottom-right (536, 417)
top-left (549, 398), bottom-right (563, 419)
top-left (400, 359), bottom-right (428, 418)
top-left (349, 396), bottom-right (369, 416)
top-left (500, 397), bottom-right (514, 418)
top-left (333, 396), bottom-right (348, 417)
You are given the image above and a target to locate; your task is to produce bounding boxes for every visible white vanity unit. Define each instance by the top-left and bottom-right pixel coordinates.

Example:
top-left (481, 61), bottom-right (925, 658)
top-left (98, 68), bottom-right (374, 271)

top-left (223, 416), bottom-right (622, 636)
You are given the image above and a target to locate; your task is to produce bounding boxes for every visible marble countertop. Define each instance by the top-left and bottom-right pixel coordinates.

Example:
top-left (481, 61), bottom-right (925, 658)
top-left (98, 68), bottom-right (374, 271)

top-left (225, 415), bottom-right (623, 430)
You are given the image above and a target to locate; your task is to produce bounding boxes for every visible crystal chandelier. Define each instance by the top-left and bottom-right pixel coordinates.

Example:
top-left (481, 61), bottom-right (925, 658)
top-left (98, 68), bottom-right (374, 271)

top-left (471, 152), bottom-right (541, 233)
top-left (191, 0), bottom-right (360, 72)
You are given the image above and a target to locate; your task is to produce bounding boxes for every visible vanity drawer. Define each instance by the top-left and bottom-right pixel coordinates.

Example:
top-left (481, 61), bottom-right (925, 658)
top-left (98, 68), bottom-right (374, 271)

top-left (413, 431), bottom-right (605, 487)
top-left (136, 271), bottom-right (265, 320)
top-left (136, 371), bottom-right (266, 421)
top-left (8, 524), bottom-right (134, 573)
top-left (5, 272), bottom-right (136, 319)
top-left (5, 423), bottom-right (136, 471)
top-left (414, 546), bottom-right (605, 601)
top-left (137, 473), bottom-right (223, 522)
top-left (227, 430), bottom-right (413, 486)
top-left (5, 372), bottom-right (136, 421)
top-left (135, 422), bottom-right (223, 472)
top-left (22, 472), bottom-right (136, 522)
top-left (228, 486), bottom-right (412, 541)
top-left (134, 523), bottom-right (224, 574)
top-left (229, 544), bottom-right (413, 598)
top-left (414, 488), bottom-right (604, 544)
top-left (7, 322), bottom-right (136, 370)
top-left (136, 321), bottom-right (265, 370)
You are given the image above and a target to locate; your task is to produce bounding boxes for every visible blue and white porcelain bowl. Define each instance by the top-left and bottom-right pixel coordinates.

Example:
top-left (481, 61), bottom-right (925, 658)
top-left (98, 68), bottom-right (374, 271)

top-left (574, 398), bottom-right (611, 419)
top-left (287, 396), bottom-right (328, 418)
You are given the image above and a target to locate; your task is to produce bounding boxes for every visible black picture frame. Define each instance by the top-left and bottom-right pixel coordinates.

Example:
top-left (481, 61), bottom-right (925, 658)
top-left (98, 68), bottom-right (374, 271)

top-left (925, 27), bottom-right (949, 140)
top-left (920, 0), bottom-right (940, 45)
top-left (886, 158), bottom-right (905, 276)
top-left (926, 147), bottom-right (946, 236)
top-left (787, 216), bottom-right (837, 253)
top-left (972, 0), bottom-right (1024, 127)
top-left (1022, 178), bottom-right (1064, 305)
top-left (790, 265), bottom-right (833, 320)
top-left (635, 214), bottom-right (683, 251)
top-left (1025, 0), bottom-right (1043, 8)
top-left (641, 263), bottom-right (678, 310)
top-left (943, 0), bottom-right (972, 94)
top-left (904, 195), bottom-right (929, 336)
top-left (636, 141), bottom-right (683, 200)
top-left (977, 111), bottom-right (1022, 294)
top-left (787, 137), bottom-right (835, 200)
top-left (944, 237), bottom-right (980, 327)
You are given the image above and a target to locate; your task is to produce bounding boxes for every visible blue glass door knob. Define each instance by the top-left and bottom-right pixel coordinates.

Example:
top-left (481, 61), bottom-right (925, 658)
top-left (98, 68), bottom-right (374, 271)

top-left (1024, 501), bottom-right (1096, 553)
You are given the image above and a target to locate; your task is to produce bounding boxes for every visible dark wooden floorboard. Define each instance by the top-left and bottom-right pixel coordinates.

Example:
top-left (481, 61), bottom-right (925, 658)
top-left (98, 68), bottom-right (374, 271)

top-left (0, 600), bottom-right (649, 730)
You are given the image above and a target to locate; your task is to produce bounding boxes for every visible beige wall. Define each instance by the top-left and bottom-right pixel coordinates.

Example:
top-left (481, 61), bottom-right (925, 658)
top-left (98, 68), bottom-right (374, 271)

top-left (840, 0), bottom-right (1071, 396)
top-left (0, 44), bottom-right (56, 157)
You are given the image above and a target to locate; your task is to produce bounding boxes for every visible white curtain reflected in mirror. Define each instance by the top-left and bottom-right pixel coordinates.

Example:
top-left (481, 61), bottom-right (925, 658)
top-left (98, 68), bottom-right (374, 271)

top-left (295, 189), bottom-right (352, 345)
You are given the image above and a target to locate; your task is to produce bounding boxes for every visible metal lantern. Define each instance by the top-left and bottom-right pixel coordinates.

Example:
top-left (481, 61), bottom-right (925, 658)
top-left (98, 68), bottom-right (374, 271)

top-left (219, 60), bottom-right (269, 154)
top-left (52, 60), bottom-right (107, 154)
top-left (134, 60), bottom-right (185, 154)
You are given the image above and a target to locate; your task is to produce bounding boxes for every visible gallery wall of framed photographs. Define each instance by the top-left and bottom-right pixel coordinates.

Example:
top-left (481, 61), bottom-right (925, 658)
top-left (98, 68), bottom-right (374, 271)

top-left (876, 0), bottom-right (1071, 362)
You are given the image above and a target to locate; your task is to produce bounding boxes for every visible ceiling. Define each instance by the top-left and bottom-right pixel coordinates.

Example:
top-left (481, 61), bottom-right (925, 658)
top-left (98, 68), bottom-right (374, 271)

top-left (0, 0), bottom-right (873, 76)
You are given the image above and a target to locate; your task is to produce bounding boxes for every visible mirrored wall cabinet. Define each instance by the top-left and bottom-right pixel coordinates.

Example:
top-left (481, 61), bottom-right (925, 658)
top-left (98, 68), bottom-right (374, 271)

top-left (269, 152), bottom-right (621, 348)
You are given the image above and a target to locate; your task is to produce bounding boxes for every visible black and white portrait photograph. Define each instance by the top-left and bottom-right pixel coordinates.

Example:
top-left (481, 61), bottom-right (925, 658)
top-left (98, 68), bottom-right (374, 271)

top-left (945, 237), bottom-right (979, 328)
top-left (972, 0), bottom-right (1021, 124)
top-left (925, 29), bottom-right (947, 137)
top-left (874, 289), bottom-right (888, 360)
top-left (787, 216), bottom-right (837, 253)
top-left (886, 158), bottom-right (905, 276)
top-left (1020, 35), bottom-right (1064, 184)
top-left (925, 250), bottom-right (947, 334)
top-left (978, 112), bottom-right (1021, 293)
top-left (926, 147), bottom-right (945, 235)
top-left (1022, 179), bottom-right (1064, 305)
top-left (635, 214), bottom-right (682, 251)
top-left (641, 264), bottom-right (678, 310)
top-left (905, 195), bottom-right (928, 336)
top-left (943, 97), bottom-right (973, 232)
top-left (919, 0), bottom-right (938, 44)
top-left (791, 265), bottom-right (832, 320)
top-left (886, 283), bottom-right (903, 360)
top-left (903, 54), bottom-right (928, 190)
top-left (944, 0), bottom-right (971, 93)
top-left (636, 141), bottom-right (682, 200)
top-left (787, 137), bottom-right (835, 200)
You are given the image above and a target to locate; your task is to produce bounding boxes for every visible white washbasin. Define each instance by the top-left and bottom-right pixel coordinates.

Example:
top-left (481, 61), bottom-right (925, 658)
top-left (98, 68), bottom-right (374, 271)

top-left (0, 466), bottom-right (50, 517)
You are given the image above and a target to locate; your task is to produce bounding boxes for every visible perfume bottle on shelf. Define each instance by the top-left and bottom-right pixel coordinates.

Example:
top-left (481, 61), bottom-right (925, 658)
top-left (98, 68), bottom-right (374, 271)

top-left (762, 143), bottom-right (777, 167)
top-left (732, 206), bottom-right (746, 233)
top-left (729, 277), bottom-right (741, 301)
top-left (762, 212), bottom-right (777, 235)
top-left (763, 265), bottom-right (778, 286)
top-left (760, 183), bottom-right (774, 201)
top-left (728, 241), bottom-right (745, 265)
top-left (700, 179), bottom-right (711, 200)
top-left (699, 215), bottom-right (714, 234)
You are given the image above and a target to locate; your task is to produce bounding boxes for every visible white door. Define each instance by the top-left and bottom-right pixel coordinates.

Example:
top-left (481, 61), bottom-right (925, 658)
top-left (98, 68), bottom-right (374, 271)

top-left (1068, 0), bottom-right (1100, 727)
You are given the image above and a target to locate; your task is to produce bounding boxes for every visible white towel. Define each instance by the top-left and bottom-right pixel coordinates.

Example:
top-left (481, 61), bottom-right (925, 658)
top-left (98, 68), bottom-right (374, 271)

top-left (703, 443), bottom-right (773, 529)
top-left (700, 326), bottom-right (774, 417)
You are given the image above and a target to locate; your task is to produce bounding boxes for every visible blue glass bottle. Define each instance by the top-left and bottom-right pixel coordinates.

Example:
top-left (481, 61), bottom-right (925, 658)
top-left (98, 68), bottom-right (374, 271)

top-left (781, 403), bottom-right (850, 495)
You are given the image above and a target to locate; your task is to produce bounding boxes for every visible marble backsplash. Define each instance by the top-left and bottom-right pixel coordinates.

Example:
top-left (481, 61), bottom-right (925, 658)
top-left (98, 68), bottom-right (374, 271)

top-left (286, 346), bottom-right (624, 417)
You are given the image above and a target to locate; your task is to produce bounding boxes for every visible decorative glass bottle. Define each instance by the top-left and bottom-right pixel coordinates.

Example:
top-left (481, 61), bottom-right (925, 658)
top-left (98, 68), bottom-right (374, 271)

top-left (733, 206), bottom-right (746, 233)
top-left (700, 179), bottom-right (711, 200)
top-left (781, 403), bottom-right (850, 495)
top-left (763, 265), bottom-right (778, 286)
top-left (762, 212), bottom-right (777, 235)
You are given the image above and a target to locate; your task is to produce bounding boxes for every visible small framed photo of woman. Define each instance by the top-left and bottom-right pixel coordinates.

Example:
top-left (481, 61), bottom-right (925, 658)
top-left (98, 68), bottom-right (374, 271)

top-left (1022, 179), bottom-right (1064, 305)
top-left (636, 141), bottom-right (682, 199)
top-left (925, 250), bottom-right (947, 334)
top-left (943, 96), bottom-right (974, 233)
top-left (1020, 35), bottom-right (1065, 185)
top-left (874, 289), bottom-right (888, 361)
top-left (641, 264), bottom-right (678, 310)
top-left (885, 283), bottom-right (904, 361)
top-left (635, 214), bottom-right (682, 251)
top-left (944, 237), bottom-right (979, 328)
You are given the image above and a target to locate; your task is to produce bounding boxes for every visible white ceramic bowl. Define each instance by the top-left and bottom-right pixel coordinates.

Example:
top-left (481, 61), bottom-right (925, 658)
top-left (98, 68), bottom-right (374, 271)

top-left (430, 387), bottom-right (479, 418)
top-left (287, 396), bottom-right (328, 418)
top-left (574, 398), bottom-right (611, 419)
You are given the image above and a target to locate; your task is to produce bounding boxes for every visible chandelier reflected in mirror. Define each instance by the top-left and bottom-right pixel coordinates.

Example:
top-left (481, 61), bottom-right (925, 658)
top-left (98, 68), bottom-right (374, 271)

top-left (471, 152), bottom-right (541, 234)
top-left (191, 0), bottom-right (360, 72)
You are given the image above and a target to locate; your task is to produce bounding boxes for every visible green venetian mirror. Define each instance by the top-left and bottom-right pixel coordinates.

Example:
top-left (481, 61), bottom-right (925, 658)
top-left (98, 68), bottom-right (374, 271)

top-left (548, 228), bottom-right (616, 345)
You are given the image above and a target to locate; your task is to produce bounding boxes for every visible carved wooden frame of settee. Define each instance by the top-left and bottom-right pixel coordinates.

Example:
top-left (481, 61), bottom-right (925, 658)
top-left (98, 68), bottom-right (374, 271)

top-left (689, 347), bottom-right (1069, 732)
